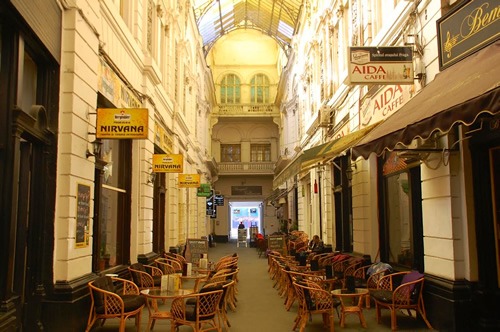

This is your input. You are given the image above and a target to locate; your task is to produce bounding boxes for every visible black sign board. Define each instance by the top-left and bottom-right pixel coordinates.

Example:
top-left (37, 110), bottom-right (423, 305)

top-left (437, 0), bottom-right (500, 69)
top-left (76, 183), bottom-right (90, 248)
top-left (184, 238), bottom-right (208, 264)
top-left (268, 235), bottom-right (286, 255)
top-left (214, 194), bottom-right (224, 206)
top-left (206, 190), bottom-right (215, 216)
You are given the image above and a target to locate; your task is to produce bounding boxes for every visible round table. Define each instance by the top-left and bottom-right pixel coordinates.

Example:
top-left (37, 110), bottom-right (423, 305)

top-left (180, 272), bottom-right (208, 291)
top-left (141, 288), bottom-right (195, 330)
top-left (331, 288), bottom-right (369, 328)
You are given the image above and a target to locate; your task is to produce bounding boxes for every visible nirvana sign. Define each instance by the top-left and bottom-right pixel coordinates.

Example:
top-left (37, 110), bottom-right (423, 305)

top-left (437, 0), bottom-right (500, 69)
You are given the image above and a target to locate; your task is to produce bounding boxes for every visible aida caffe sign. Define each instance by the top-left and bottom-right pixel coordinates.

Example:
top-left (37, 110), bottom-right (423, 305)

top-left (348, 46), bottom-right (413, 84)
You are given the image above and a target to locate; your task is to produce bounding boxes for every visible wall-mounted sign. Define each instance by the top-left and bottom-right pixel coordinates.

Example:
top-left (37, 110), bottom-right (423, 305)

top-left (214, 194), bottom-right (224, 206)
top-left (98, 58), bottom-right (142, 108)
top-left (96, 108), bottom-right (148, 139)
top-left (76, 183), bottom-right (90, 248)
top-left (359, 84), bottom-right (414, 127)
top-left (206, 190), bottom-right (215, 216)
top-left (437, 0), bottom-right (500, 70)
top-left (154, 123), bottom-right (173, 153)
top-left (231, 186), bottom-right (262, 196)
top-left (197, 183), bottom-right (212, 197)
top-left (153, 154), bottom-right (183, 173)
top-left (178, 174), bottom-right (201, 188)
top-left (348, 46), bottom-right (413, 84)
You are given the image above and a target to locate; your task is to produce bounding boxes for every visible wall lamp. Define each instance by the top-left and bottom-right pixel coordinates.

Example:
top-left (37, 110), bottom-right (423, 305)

top-left (147, 170), bottom-right (157, 184)
top-left (86, 139), bottom-right (102, 158)
top-left (345, 163), bottom-right (357, 181)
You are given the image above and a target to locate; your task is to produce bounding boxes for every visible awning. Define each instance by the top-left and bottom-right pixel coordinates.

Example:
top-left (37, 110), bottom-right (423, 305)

top-left (273, 155), bottom-right (302, 189)
top-left (300, 122), bottom-right (380, 170)
top-left (352, 40), bottom-right (500, 160)
top-left (272, 122), bottom-right (380, 189)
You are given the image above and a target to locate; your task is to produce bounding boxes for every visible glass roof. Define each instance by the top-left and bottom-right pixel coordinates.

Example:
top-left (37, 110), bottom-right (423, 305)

top-left (193, 0), bottom-right (303, 55)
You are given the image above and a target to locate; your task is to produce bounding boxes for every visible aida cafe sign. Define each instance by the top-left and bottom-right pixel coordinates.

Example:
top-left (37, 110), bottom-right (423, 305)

top-left (96, 108), bottom-right (148, 139)
top-left (153, 154), bottom-right (183, 173)
top-left (178, 174), bottom-right (201, 188)
top-left (348, 46), bottom-right (413, 84)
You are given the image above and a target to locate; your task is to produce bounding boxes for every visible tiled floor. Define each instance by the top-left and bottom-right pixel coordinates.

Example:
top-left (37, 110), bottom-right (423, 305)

top-left (90, 240), bottom-right (436, 331)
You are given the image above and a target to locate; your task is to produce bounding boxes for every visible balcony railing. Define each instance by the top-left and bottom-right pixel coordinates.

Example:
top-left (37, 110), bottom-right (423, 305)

top-left (217, 162), bottom-right (275, 175)
top-left (215, 104), bottom-right (279, 116)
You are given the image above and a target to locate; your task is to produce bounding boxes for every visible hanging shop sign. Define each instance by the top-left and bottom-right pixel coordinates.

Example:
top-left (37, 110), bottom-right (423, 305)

top-left (96, 108), bottom-right (148, 139)
top-left (153, 154), bottom-right (183, 173)
top-left (197, 183), bottom-right (212, 197)
top-left (437, 0), bottom-right (500, 70)
top-left (359, 84), bottom-right (414, 127)
top-left (75, 183), bottom-right (90, 248)
top-left (178, 174), bottom-right (201, 188)
top-left (348, 46), bottom-right (413, 84)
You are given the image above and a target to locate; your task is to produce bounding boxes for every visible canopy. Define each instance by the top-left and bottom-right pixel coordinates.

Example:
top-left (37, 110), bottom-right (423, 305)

top-left (352, 40), bottom-right (500, 160)
top-left (272, 122), bottom-right (380, 189)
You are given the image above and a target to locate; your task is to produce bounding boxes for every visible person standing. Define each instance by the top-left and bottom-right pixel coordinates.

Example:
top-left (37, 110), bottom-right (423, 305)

top-left (238, 221), bottom-right (245, 229)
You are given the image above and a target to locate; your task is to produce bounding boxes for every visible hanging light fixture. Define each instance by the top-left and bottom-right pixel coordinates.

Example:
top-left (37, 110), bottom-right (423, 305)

top-left (314, 179), bottom-right (318, 194)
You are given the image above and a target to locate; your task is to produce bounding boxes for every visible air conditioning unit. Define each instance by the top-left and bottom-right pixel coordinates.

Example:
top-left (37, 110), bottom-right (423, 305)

top-left (318, 105), bottom-right (334, 127)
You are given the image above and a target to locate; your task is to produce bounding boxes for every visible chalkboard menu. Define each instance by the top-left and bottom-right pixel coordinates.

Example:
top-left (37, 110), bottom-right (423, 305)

top-left (268, 235), bottom-right (286, 255)
top-left (76, 183), bottom-right (91, 248)
top-left (184, 238), bottom-right (208, 264)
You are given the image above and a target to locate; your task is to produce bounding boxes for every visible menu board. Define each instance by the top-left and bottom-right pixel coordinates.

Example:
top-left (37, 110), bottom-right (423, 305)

top-left (184, 238), bottom-right (208, 264)
top-left (76, 183), bottom-right (91, 248)
top-left (268, 235), bottom-right (286, 255)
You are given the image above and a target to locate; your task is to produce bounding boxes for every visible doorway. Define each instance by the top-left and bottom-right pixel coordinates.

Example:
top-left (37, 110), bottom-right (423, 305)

top-left (228, 201), bottom-right (262, 240)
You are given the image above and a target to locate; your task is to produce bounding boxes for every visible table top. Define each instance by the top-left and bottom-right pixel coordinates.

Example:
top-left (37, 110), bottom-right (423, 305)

top-left (331, 288), bottom-right (369, 296)
top-left (141, 288), bottom-right (195, 299)
top-left (180, 272), bottom-right (208, 280)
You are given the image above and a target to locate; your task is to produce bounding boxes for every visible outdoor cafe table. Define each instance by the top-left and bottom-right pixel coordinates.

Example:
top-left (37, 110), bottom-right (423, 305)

top-left (331, 288), bottom-right (369, 328)
top-left (180, 271), bottom-right (208, 291)
top-left (141, 288), bottom-right (195, 330)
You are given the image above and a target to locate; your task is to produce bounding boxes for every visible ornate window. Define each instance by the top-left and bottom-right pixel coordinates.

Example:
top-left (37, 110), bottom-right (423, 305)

top-left (220, 74), bottom-right (241, 103)
top-left (250, 74), bottom-right (270, 103)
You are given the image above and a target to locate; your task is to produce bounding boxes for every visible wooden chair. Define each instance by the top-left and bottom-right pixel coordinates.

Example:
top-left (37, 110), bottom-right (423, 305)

top-left (292, 279), bottom-right (340, 332)
top-left (154, 257), bottom-right (178, 275)
top-left (352, 262), bottom-right (392, 308)
top-left (170, 287), bottom-right (224, 332)
top-left (86, 276), bottom-right (145, 332)
top-left (371, 270), bottom-right (433, 331)
top-left (160, 255), bottom-right (183, 272)
top-left (128, 262), bottom-right (163, 289)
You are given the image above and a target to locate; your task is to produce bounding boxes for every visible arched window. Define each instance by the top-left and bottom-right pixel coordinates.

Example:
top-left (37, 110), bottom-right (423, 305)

top-left (250, 74), bottom-right (270, 103)
top-left (220, 74), bottom-right (241, 103)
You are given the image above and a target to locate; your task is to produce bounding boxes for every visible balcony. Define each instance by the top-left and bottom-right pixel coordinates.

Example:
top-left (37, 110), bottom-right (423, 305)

top-left (217, 162), bottom-right (275, 175)
top-left (214, 104), bottom-right (279, 117)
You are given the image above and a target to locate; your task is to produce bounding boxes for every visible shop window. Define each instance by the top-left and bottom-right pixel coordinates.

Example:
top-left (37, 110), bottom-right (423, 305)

top-left (250, 144), bottom-right (271, 162)
top-left (379, 153), bottom-right (424, 270)
top-left (95, 138), bottom-right (131, 270)
top-left (220, 74), bottom-right (241, 103)
top-left (250, 74), bottom-right (270, 103)
top-left (221, 144), bottom-right (241, 162)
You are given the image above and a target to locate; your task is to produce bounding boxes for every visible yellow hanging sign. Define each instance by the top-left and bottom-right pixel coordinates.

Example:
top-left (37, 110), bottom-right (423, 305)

top-left (153, 154), bottom-right (183, 173)
top-left (179, 174), bottom-right (201, 188)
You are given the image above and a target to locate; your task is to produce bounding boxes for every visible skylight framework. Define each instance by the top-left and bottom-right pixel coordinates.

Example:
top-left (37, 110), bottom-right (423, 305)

top-left (193, 0), bottom-right (303, 55)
